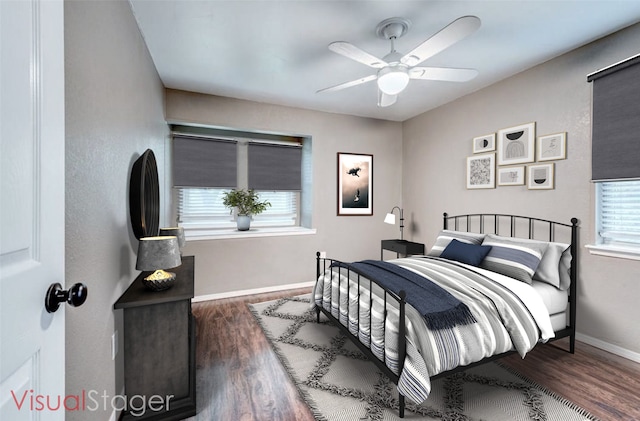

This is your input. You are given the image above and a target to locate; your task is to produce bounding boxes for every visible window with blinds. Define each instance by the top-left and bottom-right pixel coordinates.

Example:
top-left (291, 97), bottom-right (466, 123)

top-left (588, 55), bottom-right (640, 255)
top-left (597, 180), bottom-right (640, 247)
top-left (172, 127), bottom-right (303, 232)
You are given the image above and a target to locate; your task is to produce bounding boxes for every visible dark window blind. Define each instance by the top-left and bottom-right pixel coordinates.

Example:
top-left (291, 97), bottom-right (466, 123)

top-left (588, 54), bottom-right (640, 181)
top-left (248, 142), bottom-right (302, 191)
top-left (173, 135), bottom-right (237, 188)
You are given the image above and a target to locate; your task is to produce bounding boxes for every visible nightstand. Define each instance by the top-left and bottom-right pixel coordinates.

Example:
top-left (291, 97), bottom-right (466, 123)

top-left (381, 239), bottom-right (425, 260)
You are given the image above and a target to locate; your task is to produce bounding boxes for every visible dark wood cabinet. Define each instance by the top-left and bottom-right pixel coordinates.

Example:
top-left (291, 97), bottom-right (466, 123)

top-left (114, 256), bottom-right (196, 421)
top-left (381, 239), bottom-right (425, 260)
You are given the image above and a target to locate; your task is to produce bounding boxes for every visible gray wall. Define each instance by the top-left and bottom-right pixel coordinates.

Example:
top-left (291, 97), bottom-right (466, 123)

top-left (65, 1), bottom-right (169, 419)
top-left (402, 23), bottom-right (640, 356)
top-left (165, 89), bottom-right (404, 296)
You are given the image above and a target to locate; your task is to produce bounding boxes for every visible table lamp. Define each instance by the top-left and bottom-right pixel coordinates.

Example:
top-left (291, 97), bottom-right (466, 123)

top-left (384, 206), bottom-right (404, 240)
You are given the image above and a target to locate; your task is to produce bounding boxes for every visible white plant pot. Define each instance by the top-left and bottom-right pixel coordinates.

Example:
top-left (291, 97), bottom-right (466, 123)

top-left (236, 215), bottom-right (251, 231)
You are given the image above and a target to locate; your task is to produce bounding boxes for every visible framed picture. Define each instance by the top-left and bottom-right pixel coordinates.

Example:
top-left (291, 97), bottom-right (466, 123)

top-left (466, 153), bottom-right (495, 189)
top-left (537, 132), bottom-right (567, 161)
top-left (337, 152), bottom-right (373, 215)
top-left (473, 133), bottom-right (496, 153)
top-left (498, 166), bottom-right (525, 186)
top-left (497, 122), bottom-right (536, 165)
top-left (527, 163), bottom-right (554, 190)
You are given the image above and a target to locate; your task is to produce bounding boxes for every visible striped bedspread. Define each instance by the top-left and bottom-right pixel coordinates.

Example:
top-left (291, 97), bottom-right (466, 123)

top-left (311, 256), bottom-right (554, 404)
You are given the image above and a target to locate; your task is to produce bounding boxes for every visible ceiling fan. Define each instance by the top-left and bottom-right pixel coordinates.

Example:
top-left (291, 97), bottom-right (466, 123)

top-left (317, 16), bottom-right (481, 107)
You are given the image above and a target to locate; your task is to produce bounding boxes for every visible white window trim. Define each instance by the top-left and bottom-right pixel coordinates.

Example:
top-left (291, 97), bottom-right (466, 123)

top-left (184, 226), bottom-right (316, 241)
top-left (586, 243), bottom-right (640, 260)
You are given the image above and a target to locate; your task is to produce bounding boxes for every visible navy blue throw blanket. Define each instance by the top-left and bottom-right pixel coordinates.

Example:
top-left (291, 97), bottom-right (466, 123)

top-left (332, 260), bottom-right (476, 330)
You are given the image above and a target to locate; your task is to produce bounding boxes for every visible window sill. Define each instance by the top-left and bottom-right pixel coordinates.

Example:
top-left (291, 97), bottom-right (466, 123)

top-left (585, 244), bottom-right (640, 261)
top-left (184, 226), bottom-right (317, 241)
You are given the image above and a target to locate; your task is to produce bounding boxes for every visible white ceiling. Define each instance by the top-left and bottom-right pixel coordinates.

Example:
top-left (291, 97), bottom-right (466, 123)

top-left (129, 1), bottom-right (640, 122)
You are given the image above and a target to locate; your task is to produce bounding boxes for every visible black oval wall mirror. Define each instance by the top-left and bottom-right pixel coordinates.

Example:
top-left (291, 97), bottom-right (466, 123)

top-left (129, 149), bottom-right (160, 239)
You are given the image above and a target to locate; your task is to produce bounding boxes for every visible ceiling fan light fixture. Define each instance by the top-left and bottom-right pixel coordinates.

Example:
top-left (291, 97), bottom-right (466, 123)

top-left (377, 66), bottom-right (409, 95)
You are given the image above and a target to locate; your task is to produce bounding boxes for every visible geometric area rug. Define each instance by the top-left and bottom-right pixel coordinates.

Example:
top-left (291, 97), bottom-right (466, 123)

top-left (249, 294), bottom-right (599, 421)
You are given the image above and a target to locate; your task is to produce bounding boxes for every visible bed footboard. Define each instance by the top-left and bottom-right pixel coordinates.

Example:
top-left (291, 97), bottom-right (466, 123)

top-left (315, 252), bottom-right (408, 418)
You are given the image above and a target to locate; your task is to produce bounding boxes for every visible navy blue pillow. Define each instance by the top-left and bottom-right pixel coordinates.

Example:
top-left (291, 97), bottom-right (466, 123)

top-left (440, 239), bottom-right (492, 266)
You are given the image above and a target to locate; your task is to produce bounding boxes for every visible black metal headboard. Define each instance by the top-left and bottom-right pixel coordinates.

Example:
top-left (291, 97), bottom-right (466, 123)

top-left (443, 212), bottom-right (577, 241)
top-left (443, 212), bottom-right (578, 352)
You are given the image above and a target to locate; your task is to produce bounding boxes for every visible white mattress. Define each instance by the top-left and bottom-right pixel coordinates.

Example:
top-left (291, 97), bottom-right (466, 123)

top-left (548, 312), bottom-right (568, 332)
top-left (532, 280), bottom-right (568, 332)
top-left (531, 280), bottom-right (568, 315)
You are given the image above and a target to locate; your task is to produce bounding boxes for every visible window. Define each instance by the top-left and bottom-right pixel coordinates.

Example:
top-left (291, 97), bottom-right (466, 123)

top-left (587, 54), bottom-right (640, 258)
top-left (171, 126), bottom-right (308, 237)
top-left (177, 188), bottom-right (298, 230)
top-left (596, 180), bottom-right (640, 248)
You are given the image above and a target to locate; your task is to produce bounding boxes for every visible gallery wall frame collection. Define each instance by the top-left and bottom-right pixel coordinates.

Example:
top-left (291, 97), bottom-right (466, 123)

top-left (467, 122), bottom-right (566, 190)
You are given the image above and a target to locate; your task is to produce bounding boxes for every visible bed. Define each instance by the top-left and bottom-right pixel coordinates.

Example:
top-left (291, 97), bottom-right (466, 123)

top-left (311, 213), bottom-right (578, 418)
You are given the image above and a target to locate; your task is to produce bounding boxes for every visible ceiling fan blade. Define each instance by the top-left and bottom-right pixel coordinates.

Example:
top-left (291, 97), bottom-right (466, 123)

top-left (410, 66), bottom-right (478, 82)
top-left (329, 42), bottom-right (387, 69)
top-left (401, 16), bottom-right (481, 67)
top-left (377, 90), bottom-right (397, 107)
top-left (317, 74), bottom-right (377, 93)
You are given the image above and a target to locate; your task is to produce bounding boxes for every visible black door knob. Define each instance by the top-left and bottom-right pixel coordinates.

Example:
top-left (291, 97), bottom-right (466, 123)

top-left (45, 283), bottom-right (88, 313)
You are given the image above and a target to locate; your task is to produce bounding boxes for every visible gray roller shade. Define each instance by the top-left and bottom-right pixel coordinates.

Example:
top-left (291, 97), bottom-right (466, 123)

top-left (588, 54), bottom-right (640, 181)
top-left (173, 135), bottom-right (237, 188)
top-left (248, 142), bottom-right (302, 191)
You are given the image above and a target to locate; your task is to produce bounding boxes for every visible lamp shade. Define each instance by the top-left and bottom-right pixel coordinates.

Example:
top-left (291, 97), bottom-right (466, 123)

top-left (136, 236), bottom-right (181, 271)
top-left (377, 66), bottom-right (410, 95)
top-left (159, 227), bottom-right (185, 251)
top-left (384, 206), bottom-right (404, 240)
top-left (384, 213), bottom-right (396, 225)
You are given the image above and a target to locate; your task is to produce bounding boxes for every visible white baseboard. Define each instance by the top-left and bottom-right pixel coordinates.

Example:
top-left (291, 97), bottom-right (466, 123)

top-left (576, 332), bottom-right (640, 364)
top-left (192, 281), bottom-right (315, 303)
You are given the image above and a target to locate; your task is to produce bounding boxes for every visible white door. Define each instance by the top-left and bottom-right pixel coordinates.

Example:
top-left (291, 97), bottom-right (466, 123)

top-left (1, 0), bottom-right (66, 420)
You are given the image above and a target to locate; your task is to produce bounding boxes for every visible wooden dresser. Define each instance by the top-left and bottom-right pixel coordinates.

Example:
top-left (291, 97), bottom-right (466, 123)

top-left (114, 255), bottom-right (196, 420)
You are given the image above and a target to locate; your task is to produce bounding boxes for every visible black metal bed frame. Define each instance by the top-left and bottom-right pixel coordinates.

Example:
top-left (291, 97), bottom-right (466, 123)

top-left (314, 212), bottom-right (579, 418)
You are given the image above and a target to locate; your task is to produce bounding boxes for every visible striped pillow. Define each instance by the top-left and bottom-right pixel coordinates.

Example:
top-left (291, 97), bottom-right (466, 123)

top-left (480, 234), bottom-right (548, 284)
top-left (428, 230), bottom-right (486, 257)
top-left (495, 236), bottom-right (571, 289)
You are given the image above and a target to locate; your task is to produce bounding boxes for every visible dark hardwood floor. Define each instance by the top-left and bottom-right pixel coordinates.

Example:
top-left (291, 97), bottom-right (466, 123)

top-left (187, 288), bottom-right (640, 421)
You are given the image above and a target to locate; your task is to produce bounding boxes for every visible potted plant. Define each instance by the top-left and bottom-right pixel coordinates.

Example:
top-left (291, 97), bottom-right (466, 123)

top-left (222, 189), bottom-right (271, 231)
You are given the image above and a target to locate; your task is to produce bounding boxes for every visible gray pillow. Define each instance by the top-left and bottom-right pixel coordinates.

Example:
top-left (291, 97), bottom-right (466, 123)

top-left (558, 246), bottom-right (572, 291)
top-left (428, 230), bottom-right (486, 257)
top-left (480, 234), bottom-right (548, 284)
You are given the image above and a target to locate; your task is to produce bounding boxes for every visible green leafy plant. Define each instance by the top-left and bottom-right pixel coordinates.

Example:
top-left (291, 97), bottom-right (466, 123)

top-left (222, 189), bottom-right (271, 216)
